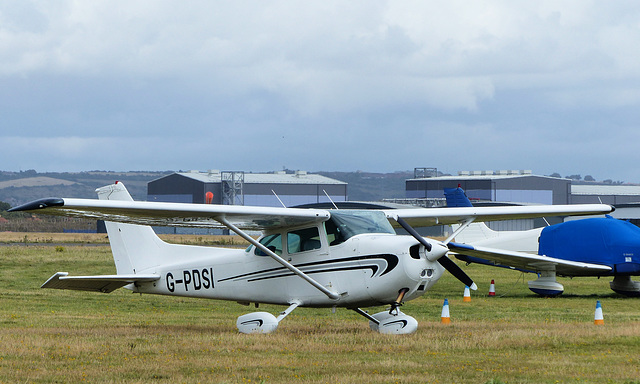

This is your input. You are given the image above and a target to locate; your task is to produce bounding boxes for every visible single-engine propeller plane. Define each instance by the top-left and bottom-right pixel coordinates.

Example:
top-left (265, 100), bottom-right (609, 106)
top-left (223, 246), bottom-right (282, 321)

top-left (445, 187), bottom-right (640, 297)
top-left (9, 182), bottom-right (613, 333)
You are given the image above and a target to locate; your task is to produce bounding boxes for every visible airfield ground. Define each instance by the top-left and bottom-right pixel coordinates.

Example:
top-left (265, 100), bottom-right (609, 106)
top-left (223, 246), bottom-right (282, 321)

top-left (1, 234), bottom-right (639, 383)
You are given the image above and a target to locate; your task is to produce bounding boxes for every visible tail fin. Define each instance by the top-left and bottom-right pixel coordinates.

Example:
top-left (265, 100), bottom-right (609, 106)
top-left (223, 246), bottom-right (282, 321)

top-left (444, 186), bottom-right (498, 243)
top-left (97, 182), bottom-right (168, 275)
top-left (444, 187), bottom-right (473, 208)
top-left (444, 186), bottom-right (541, 251)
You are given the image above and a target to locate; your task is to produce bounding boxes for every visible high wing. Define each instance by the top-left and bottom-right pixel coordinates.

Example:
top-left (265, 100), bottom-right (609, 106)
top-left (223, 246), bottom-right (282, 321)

top-left (9, 182), bottom-right (613, 231)
top-left (10, 195), bottom-right (331, 231)
top-left (383, 204), bottom-right (614, 228)
top-left (449, 242), bottom-right (612, 276)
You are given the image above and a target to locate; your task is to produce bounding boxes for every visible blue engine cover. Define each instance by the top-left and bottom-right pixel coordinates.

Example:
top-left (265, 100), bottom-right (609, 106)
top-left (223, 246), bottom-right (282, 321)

top-left (539, 217), bottom-right (640, 275)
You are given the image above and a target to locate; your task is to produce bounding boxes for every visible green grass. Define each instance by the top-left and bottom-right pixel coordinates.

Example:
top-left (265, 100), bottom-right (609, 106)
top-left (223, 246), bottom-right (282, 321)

top-left (1, 244), bottom-right (640, 383)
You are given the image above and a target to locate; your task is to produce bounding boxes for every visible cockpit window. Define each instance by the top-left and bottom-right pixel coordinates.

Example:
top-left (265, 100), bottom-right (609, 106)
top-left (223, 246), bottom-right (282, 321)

top-left (255, 233), bottom-right (282, 256)
top-left (326, 210), bottom-right (395, 246)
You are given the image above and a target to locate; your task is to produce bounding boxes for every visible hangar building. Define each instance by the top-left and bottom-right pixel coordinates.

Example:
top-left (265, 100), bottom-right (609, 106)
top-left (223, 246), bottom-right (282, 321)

top-left (406, 170), bottom-right (571, 205)
top-left (570, 185), bottom-right (640, 227)
top-left (570, 185), bottom-right (640, 205)
top-left (404, 169), bottom-right (640, 231)
top-left (148, 170), bottom-right (347, 208)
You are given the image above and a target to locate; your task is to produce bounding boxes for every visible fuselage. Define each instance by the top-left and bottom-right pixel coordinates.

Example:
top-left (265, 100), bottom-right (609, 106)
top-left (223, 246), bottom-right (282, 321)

top-left (132, 233), bottom-right (445, 308)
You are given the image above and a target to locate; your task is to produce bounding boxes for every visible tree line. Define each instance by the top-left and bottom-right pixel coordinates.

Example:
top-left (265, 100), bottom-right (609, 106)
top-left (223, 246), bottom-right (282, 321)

top-left (547, 173), bottom-right (625, 184)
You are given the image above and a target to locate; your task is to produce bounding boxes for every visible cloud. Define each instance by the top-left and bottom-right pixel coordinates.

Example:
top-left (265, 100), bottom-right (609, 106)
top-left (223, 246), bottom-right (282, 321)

top-left (1, 1), bottom-right (640, 181)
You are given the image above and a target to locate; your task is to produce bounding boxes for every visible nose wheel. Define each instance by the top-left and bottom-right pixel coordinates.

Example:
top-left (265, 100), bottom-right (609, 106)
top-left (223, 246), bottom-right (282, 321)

top-left (351, 288), bottom-right (418, 334)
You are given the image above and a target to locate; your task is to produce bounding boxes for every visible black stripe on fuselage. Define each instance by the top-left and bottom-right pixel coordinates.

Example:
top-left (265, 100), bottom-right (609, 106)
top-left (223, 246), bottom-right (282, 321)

top-left (218, 254), bottom-right (399, 283)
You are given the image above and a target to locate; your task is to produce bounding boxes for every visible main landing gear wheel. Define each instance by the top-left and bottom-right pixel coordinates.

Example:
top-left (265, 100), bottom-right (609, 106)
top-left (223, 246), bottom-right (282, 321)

top-left (236, 302), bottom-right (300, 334)
top-left (610, 275), bottom-right (640, 297)
top-left (528, 270), bottom-right (564, 296)
top-left (368, 311), bottom-right (418, 334)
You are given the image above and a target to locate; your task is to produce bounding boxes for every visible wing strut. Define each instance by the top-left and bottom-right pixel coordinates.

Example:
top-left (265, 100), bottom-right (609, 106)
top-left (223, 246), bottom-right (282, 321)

top-left (217, 217), bottom-right (341, 300)
top-left (444, 218), bottom-right (476, 244)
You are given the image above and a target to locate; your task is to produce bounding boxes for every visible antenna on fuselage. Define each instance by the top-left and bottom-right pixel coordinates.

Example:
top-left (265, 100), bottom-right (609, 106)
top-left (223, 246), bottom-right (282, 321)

top-left (323, 189), bottom-right (339, 210)
top-left (272, 190), bottom-right (286, 208)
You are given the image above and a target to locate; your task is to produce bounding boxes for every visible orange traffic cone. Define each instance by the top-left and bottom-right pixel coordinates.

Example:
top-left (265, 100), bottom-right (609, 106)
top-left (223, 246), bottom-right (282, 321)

top-left (463, 285), bottom-right (471, 302)
top-left (594, 300), bottom-right (604, 325)
top-left (488, 280), bottom-right (496, 297)
top-left (441, 298), bottom-right (451, 324)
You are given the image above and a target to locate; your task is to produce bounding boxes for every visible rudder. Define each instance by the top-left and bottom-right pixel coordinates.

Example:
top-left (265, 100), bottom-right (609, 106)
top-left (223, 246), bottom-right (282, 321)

top-left (97, 183), bottom-right (167, 275)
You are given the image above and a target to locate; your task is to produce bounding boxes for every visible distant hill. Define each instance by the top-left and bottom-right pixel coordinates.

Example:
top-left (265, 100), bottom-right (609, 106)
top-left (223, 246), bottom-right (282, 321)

top-left (0, 176), bottom-right (77, 189)
top-left (317, 171), bottom-right (412, 201)
top-left (0, 171), bottom-right (172, 207)
top-left (0, 170), bottom-right (412, 207)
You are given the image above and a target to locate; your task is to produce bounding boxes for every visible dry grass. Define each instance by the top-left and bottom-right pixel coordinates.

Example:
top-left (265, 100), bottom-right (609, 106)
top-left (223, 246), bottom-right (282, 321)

top-left (0, 232), bottom-right (249, 247)
top-left (1, 242), bottom-right (640, 383)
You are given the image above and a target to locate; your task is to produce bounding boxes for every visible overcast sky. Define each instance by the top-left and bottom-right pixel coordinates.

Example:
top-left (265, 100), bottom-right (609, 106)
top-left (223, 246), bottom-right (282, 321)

top-left (2, 1), bottom-right (640, 182)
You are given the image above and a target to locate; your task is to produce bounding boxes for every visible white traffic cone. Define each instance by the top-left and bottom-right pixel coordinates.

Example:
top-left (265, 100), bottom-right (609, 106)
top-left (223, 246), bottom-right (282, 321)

top-left (463, 285), bottom-right (471, 302)
top-left (488, 280), bottom-right (496, 297)
top-left (594, 300), bottom-right (604, 325)
top-left (441, 298), bottom-right (451, 324)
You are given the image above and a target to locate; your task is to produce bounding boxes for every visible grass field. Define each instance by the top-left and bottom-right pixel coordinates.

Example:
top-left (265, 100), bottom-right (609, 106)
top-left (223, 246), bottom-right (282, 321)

top-left (0, 232), bottom-right (250, 247)
top-left (1, 236), bottom-right (640, 383)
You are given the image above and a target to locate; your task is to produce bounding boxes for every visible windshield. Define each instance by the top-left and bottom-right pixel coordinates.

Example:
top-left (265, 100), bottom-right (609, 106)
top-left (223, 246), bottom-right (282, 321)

top-left (326, 210), bottom-right (395, 245)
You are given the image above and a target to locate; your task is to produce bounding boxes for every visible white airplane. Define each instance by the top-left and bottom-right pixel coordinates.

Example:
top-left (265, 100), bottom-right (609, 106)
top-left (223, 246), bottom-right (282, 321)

top-left (9, 182), bottom-right (613, 334)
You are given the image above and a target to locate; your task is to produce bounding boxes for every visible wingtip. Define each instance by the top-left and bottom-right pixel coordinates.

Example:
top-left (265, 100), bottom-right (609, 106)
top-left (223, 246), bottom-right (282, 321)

top-left (8, 198), bottom-right (64, 212)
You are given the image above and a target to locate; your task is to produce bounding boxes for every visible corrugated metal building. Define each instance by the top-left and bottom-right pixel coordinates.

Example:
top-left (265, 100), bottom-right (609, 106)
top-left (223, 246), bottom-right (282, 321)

top-left (148, 170), bottom-right (347, 208)
top-left (404, 171), bottom-right (572, 231)
top-left (405, 169), bottom-right (640, 231)
top-left (406, 171), bottom-right (571, 205)
top-left (570, 185), bottom-right (640, 227)
top-left (570, 185), bottom-right (640, 205)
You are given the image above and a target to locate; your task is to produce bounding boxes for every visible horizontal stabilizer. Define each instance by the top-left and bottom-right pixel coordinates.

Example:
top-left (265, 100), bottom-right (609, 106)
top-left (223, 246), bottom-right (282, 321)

top-left (449, 242), bottom-right (612, 276)
top-left (41, 272), bottom-right (160, 293)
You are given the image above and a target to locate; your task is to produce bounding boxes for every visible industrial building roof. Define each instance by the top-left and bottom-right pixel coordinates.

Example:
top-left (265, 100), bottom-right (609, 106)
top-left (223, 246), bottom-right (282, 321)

top-left (406, 173), bottom-right (557, 182)
top-left (571, 185), bottom-right (640, 196)
top-left (175, 171), bottom-right (346, 185)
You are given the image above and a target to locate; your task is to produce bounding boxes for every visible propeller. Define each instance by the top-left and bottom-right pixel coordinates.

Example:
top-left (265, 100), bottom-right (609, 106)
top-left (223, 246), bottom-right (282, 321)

top-left (395, 216), bottom-right (477, 290)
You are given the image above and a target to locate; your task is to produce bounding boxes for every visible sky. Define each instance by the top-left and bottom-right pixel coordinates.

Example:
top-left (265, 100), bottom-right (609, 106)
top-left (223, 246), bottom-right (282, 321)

top-left (2, 1), bottom-right (640, 183)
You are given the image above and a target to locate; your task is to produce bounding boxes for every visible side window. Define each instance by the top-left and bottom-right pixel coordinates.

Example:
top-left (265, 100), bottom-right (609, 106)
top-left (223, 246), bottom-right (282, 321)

top-left (287, 227), bottom-right (321, 254)
top-left (255, 233), bottom-right (282, 256)
top-left (325, 218), bottom-right (347, 246)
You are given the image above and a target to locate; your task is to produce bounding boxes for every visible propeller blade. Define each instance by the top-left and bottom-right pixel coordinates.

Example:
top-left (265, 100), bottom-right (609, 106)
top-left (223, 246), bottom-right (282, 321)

top-left (394, 217), bottom-right (431, 251)
top-left (394, 216), bottom-right (476, 289)
top-left (438, 255), bottom-right (477, 290)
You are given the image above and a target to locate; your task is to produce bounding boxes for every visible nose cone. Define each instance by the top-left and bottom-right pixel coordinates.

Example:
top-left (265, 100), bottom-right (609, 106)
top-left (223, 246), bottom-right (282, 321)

top-left (425, 241), bottom-right (449, 262)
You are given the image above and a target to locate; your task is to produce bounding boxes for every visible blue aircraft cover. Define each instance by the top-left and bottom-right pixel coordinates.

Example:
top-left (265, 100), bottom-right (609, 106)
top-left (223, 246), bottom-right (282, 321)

top-left (539, 217), bottom-right (640, 274)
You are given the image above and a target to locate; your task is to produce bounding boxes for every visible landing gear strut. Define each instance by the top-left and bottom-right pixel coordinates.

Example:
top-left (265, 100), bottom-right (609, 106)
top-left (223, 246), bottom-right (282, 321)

top-left (389, 288), bottom-right (409, 315)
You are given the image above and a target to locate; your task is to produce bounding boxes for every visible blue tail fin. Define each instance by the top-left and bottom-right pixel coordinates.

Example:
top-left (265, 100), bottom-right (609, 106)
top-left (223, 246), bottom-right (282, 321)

top-left (444, 187), bottom-right (473, 207)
